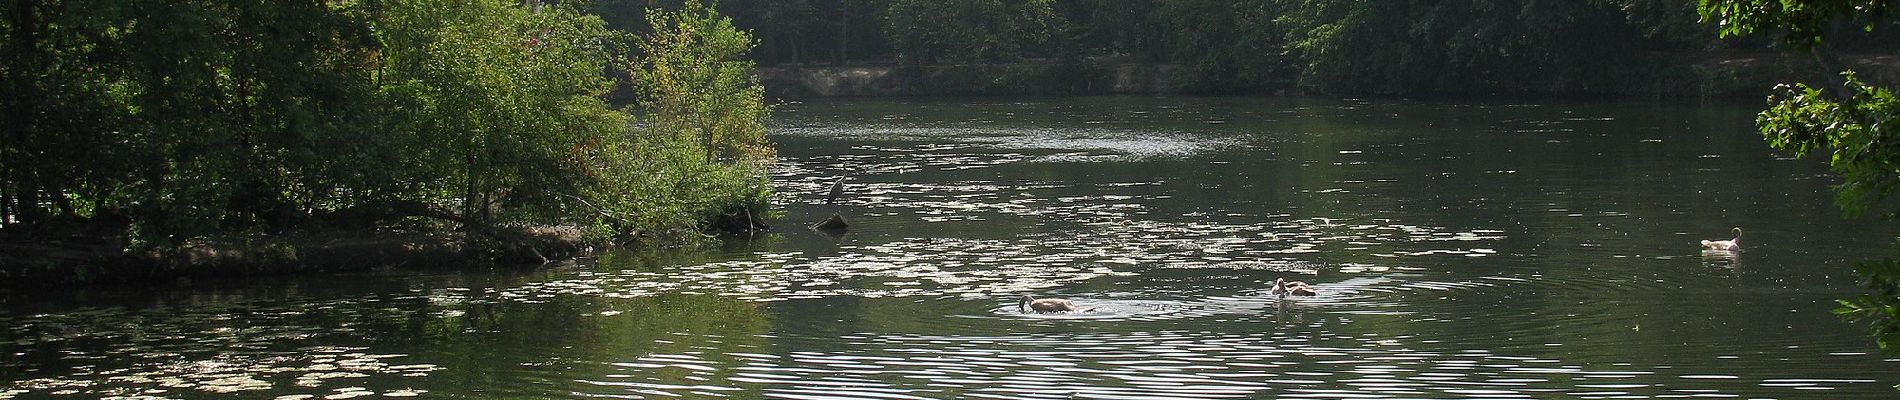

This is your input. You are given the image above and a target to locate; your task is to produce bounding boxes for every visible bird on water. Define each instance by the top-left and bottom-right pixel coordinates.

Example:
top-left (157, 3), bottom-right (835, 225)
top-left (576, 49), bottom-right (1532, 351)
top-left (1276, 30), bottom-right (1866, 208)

top-left (1269, 277), bottom-right (1318, 297)
top-left (1020, 295), bottom-right (1084, 313)
top-left (1700, 227), bottom-right (1741, 251)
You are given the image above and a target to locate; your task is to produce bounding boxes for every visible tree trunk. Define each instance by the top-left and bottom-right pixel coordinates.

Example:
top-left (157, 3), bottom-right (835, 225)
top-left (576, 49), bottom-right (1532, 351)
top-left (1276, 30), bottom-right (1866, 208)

top-left (16, 187), bottom-right (39, 225)
top-left (51, 184), bottom-right (72, 217)
top-left (5, 0), bottom-right (41, 225)
top-left (463, 148), bottom-right (479, 231)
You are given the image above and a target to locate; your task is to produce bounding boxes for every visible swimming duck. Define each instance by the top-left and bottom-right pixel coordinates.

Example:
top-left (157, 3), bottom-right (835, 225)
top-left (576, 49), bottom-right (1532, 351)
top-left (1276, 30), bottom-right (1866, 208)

top-left (1020, 295), bottom-right (1082, 313)
top-left (1270, 278), bottom-right (1318, 297)
top-left (1700, 227), bottom-right (1741, 251)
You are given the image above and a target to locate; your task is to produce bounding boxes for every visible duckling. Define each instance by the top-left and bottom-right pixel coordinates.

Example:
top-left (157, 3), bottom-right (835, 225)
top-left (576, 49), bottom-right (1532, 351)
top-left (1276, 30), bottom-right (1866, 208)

top-left (1700, 227), bottom-right (1741, 251)
top-left (1020, 295), bottom-right (1082, 313)
top-left (1269, 277), bottom-right (1318, 297)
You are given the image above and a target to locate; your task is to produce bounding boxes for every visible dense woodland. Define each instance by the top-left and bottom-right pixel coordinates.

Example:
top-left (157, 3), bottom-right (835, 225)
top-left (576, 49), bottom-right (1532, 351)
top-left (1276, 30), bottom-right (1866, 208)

top-left (604, 0), bottom-right (1899, 95)
top-left (0, 0), bottom-right (772, 255)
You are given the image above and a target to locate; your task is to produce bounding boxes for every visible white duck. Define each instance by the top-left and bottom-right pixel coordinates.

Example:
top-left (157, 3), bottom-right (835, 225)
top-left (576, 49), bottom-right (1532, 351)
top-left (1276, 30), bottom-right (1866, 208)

top-left (1700, 227), bottom-right (1742, 251)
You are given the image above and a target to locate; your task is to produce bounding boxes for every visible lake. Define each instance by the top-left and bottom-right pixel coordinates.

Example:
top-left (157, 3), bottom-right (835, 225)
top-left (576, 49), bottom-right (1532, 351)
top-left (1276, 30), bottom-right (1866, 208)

top-left (4, 96), bottom-right (1898, 399)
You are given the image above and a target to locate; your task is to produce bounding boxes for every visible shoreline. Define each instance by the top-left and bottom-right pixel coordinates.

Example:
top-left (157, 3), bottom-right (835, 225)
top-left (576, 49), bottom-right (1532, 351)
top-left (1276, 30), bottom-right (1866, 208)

top-left (754, 53), bottom-right (1900, 100)
top-left (0, 226), bottom-right (591, 290)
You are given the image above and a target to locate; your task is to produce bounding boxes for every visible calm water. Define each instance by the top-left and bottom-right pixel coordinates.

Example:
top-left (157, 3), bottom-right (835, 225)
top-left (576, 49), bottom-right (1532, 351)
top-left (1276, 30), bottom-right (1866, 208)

top-left (5, 96), bottom-right (1898, 399)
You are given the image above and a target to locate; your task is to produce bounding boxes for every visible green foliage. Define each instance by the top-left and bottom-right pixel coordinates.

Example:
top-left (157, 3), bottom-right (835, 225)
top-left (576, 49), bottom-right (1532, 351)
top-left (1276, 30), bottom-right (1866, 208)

top-left (1276, 0), bottom-right (1657, 95)
top-left (569, 0), bottom-right (1894, 97)
top-left (1612, 0), bottom-right (1723, 47)
top-left (1758, 74), bottom-right (1900, 360)
top-left (1837, 254), bottom-right (1900, 353)
top-left (1699, 0), bottom-right (1895, 48)
top-left (591, 0), bottom-right (893, 66)
top-left (881, 0), bottom-right (1064, 65)
top-left (1706, 0), bottom-right (1900, 364)
top-left (375, 0), bottom-right (627, 229)
top-left (0, 0), bottom-right (774, 249)
top-left (1759, 72), bottom-right (1900, 218)
top-left (633, 1), bottom-right (773, 161)
top-left (1150, 0), bottom-right (1288, 92)
top-left (584, 0), bottom-right (773, 238)
top-left (1, 0), bottom-right (385, 241)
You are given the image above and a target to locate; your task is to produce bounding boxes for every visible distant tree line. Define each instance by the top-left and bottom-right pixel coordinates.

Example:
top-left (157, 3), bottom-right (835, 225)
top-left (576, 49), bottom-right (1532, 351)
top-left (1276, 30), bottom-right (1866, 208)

top-left (597, 0), bottom-right (1896, 95)
top-left (0, 0), bottom-right (771, 248)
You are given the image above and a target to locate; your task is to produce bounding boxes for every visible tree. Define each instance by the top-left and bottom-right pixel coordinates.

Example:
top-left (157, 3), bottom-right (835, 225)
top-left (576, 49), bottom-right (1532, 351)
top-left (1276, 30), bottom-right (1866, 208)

top-left (881, 0), bottom-right (1064, 65)
top-left (0, 0), bottom-right (384, 240)
top-left (375, 0), bottom-right (628, 232)
top-left (1699, 0), bottom-right (1900, 362)
top-left (583, 0), bottom-right (773, 237)
top-left (1, 0), bottom-right (773, 254)
top-left (1276, 0), bottom-right (1661, 95)
top-left (1150, 0), bottom-right (1288, 92)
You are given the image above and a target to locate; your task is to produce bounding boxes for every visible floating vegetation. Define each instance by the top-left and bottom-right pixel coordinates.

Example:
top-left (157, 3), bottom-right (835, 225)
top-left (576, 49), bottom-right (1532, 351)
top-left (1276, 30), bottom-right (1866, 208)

top-left (0, 303), bottom-right (440, 399)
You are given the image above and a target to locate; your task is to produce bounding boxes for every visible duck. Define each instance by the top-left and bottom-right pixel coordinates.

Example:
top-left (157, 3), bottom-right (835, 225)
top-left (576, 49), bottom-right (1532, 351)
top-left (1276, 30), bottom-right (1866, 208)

top-left (1269, 277), bottom-right (1318, 297)
top-left (1700, 227), bottom-right (1741, 251)
top-left (1020, 295), bottom-right (1083, 313)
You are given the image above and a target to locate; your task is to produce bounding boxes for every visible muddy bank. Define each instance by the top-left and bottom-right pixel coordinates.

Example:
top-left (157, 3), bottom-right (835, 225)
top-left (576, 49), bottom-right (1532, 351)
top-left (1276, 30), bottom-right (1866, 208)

top-left (0, 226), bottom-right (590, 289)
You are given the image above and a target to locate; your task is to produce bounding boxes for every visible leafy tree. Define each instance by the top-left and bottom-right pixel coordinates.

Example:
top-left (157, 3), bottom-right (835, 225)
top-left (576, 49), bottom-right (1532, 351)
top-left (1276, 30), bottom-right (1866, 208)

top-left (1, 0), bottom-right (773, 256)
top-left (588, 0), bottom-right (894, 66)
top-left (0, 0), bottom-right (384, 241)
top-left (374, 0), bottom-right (627, 231)
top-left (1700, 0), bottom-right (1894, 48)
top-left (1606, 0), bottom-right (1724, 49)
top-left (1701, 0), bottom-right (1900, 360)
top-left (0, 0), bottom-right (143, 226)
top-left (584, 0), bottom-right (773, 238)
top-left (881, 0), bottom-right (1065, 65)
top-left (1277, 0), bottom-right (1657, 95)
top-left (1063, 0), bottom-right (1162, 60)
top-left (731, 0), bottom-right (817, 64)
top-left (1150, 0), bottom-right (1288, 92)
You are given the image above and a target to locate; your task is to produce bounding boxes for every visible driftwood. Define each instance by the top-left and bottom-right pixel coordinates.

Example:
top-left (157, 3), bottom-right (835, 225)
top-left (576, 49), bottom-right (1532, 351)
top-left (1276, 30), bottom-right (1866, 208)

top-left (809, 212), bottom-right (850, 232)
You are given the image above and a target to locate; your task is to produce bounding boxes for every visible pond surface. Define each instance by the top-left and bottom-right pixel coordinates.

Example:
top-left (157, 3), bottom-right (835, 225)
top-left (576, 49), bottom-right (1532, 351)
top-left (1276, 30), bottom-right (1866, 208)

top-left (5, 96), bottom-right (1899, 399)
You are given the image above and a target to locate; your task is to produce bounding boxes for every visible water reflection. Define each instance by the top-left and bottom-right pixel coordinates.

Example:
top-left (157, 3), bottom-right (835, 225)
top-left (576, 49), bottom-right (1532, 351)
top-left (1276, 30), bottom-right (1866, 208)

top-left (1701, 248), bottom-right (1742, 268)
top-left (580, 327), bottom-right (1882, 399)
top-left (0, 301), bottom-right (441, 398)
